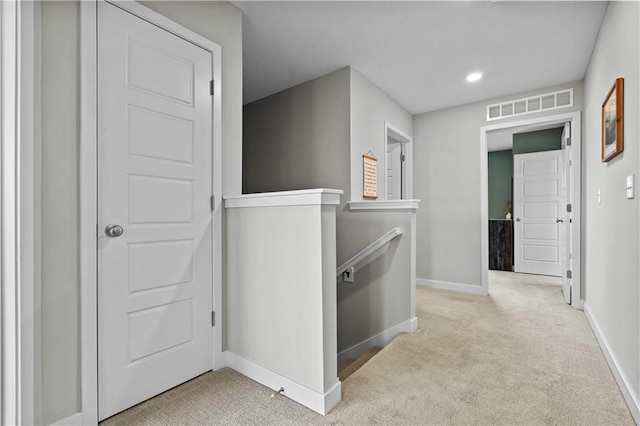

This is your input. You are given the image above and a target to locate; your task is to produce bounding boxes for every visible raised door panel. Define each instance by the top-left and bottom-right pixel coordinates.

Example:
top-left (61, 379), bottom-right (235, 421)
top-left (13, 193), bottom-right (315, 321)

top-left (97, 2), bottom-right (213, 420)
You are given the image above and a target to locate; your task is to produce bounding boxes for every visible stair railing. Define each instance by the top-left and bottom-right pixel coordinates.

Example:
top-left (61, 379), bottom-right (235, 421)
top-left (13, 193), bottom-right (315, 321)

top-left (336, 227), bottom-right (403, 283)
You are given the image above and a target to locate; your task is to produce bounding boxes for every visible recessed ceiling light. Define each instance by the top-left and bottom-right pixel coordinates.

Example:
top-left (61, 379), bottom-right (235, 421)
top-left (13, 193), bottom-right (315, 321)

top-left (466, 72), bottom-right (483, 83)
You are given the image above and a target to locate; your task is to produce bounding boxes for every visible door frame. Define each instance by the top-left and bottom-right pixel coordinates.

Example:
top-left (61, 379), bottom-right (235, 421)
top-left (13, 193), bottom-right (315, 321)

top-left (384, 121), bottom-right (413, 200)
top-left (1, 1), bottom-right (40, 424)
top-left (480, 111), bottom-right (582, 309)
top-left (80, 1), bottom-right (223, 423)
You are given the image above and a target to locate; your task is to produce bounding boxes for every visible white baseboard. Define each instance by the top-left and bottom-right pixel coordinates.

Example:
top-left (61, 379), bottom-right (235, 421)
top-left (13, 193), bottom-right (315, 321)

top-left (224, 351), bottom-right (341, 416)
top-left (584, 303), bottom-right (639, 423)
top-left (337, 317), bottom-right (418, 364)
top-left (416, 278), bottom-right (487, 295)
top-left (52, 412), bottom-right (83, 426)
top-left (408, 316), bottom-right (418, 333)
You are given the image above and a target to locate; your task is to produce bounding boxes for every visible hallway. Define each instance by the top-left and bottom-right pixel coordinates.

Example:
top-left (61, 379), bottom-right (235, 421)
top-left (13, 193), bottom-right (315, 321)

top-left (102, 271), bottom-right (633, 424)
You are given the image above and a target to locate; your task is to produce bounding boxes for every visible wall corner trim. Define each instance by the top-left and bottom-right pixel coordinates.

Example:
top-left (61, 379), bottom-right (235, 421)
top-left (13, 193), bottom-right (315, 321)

top-left (583, 303), bottom-right (640, 423)
top-left (224, 351), bottom-right (341, 415)
top-left (416, 278), bottom-right (488, 296)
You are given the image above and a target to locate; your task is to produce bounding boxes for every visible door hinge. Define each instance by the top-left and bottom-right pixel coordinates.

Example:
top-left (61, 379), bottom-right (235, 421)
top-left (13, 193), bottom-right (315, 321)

top-left (210, 80), bottom-right (214, 96)
top-left (211, 311), bottom-right (215, 327)
top-left (569, 160), bottom-right (572, 166)
top-left (400, 154), bottom-right (406, 162)
top-left (566, 270), bottom-right (572, 279)
top-left (210, 195), bottom-right (215, 211)
top-left (566, 203), bottom-right (572, 213)
top-left (566, 137), bottom-right (572, 146)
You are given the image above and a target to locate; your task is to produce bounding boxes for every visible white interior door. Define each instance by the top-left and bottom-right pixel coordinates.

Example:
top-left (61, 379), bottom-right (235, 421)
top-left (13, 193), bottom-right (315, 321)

top-left (386, 141), bottom-right (401, 199)
top-left (561, 123), bottom-right (572, 303)
top-left (514, 150), bottom-right (563, 276)
top-left (98, 3), bottom-right (213, 420)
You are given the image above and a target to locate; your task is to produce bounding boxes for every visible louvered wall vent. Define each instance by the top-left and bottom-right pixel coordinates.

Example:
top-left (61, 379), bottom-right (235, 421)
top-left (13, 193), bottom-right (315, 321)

top-left (486, 88), bottom-right (573, 121)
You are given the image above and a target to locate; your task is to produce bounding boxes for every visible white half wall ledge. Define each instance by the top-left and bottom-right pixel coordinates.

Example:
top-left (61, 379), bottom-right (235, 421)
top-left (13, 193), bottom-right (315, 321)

top-left (346, 199), bottom-right (420, 212)
top-left (416, 278), bottom-right (488, 296)
top-left (225, 188), bottom-right (343, 208)
top-left (224, 351), bottom-right (342, 416)
top-left (337, 317), bottom-right (418, 365)
top-left (584, 304), bottom-right (640, 424)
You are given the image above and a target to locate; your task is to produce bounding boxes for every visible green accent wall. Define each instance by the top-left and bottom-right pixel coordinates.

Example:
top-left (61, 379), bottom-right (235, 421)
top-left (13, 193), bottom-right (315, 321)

top-left (488, 149), bottom-right (513, 219)
top-left (513, 127), bottom-right (563, 154)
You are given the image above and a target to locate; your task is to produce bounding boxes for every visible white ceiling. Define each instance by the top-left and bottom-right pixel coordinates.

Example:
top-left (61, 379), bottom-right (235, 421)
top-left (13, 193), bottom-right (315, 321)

top-left (234, 1), bottom-right (608, 115)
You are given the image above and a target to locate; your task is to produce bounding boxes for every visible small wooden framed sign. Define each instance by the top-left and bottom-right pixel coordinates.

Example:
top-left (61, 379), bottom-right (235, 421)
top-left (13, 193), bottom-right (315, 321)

top-left (363, 154), bottom-right (378, 199)
top-left (602, 77), bottom-right (624, 162)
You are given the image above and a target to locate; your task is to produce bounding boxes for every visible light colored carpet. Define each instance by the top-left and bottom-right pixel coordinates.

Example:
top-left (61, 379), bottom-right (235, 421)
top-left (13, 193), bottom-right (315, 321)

top-left (102, 271), bottom-right (634, 425)
top-left (338, 346), bottom-right (382, 383)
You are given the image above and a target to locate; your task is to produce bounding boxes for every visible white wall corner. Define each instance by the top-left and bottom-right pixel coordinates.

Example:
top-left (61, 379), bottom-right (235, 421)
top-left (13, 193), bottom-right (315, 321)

top-left (584, 303), bottom-right (640, 423)
top-left (416, 278), bottom-right (488, 296)
top-left (224, 351), bottom-right (341, 416)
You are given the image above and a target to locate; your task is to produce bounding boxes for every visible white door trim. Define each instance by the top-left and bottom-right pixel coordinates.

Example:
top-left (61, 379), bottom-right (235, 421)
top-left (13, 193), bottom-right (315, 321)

top-left (384, 121), bottom-right (413, 200)
top-left (1, 1), bottom-right (40, 424)
top-left (480, 111), bottom-right (582, 308)
top-left (80, 1), bottom-right (223, 423)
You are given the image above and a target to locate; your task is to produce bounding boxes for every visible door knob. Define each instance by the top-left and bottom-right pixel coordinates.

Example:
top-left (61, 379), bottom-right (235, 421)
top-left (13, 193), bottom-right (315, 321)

top-left (556, 218), bottom-right (564, 223)
top-left (105, 224), bottom-right (124, 238)
top-left (515, 217), bottom-right (521, 222)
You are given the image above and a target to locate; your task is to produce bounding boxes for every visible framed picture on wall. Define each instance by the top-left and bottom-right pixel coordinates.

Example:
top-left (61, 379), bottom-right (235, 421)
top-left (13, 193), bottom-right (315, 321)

top-left (602, 77), bottom-right (624, 162)
top-left (363, 154), bottom-right (378, 199)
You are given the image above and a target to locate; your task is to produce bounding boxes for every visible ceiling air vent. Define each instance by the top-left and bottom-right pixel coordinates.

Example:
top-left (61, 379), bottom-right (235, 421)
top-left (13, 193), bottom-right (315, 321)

top-left (486, 88), bottom-right (573, 121)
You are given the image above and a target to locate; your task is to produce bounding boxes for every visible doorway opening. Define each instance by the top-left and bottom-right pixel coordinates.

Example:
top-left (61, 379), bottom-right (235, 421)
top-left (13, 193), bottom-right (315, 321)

top-left (384, 122), bottom-right (413, 200)
top-left (480, 112), bottom-right (582, 309)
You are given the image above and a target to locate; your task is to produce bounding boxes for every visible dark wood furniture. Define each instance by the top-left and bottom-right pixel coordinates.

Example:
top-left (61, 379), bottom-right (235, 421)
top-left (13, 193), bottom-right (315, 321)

top-left (489, 219), bottom-right (513, 271)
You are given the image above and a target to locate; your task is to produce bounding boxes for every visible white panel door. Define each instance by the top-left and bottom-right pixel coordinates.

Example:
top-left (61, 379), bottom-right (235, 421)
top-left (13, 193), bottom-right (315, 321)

top-left (514, 150), bottom-right (563, 276)
top-left (386, 142), bottom-right (401, 199)
top-left (561, 122), bottom-right (572, 303)
top-left (98, 3), bottom-right (213, 420)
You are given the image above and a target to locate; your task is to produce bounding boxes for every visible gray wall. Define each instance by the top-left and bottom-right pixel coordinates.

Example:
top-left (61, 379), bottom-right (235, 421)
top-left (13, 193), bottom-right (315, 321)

top-left (39, 2), bottom-right (243, 423)
top-left (413, 80), bottom-right (583, 287)
top-left (337, 211), bottom-right (414, 352)
top-left (243, 67), bottom-right (416, 354)
top-left (41, 3), bottom-right (81, 422)
top-left (341, 67), bottom-right (415, 353)
top-left (350, 68), bottom-right (414, 200)
top-left (582, 0), bottom-right (639, 405)
top-left (243, 67), bottom-right (351, 196)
